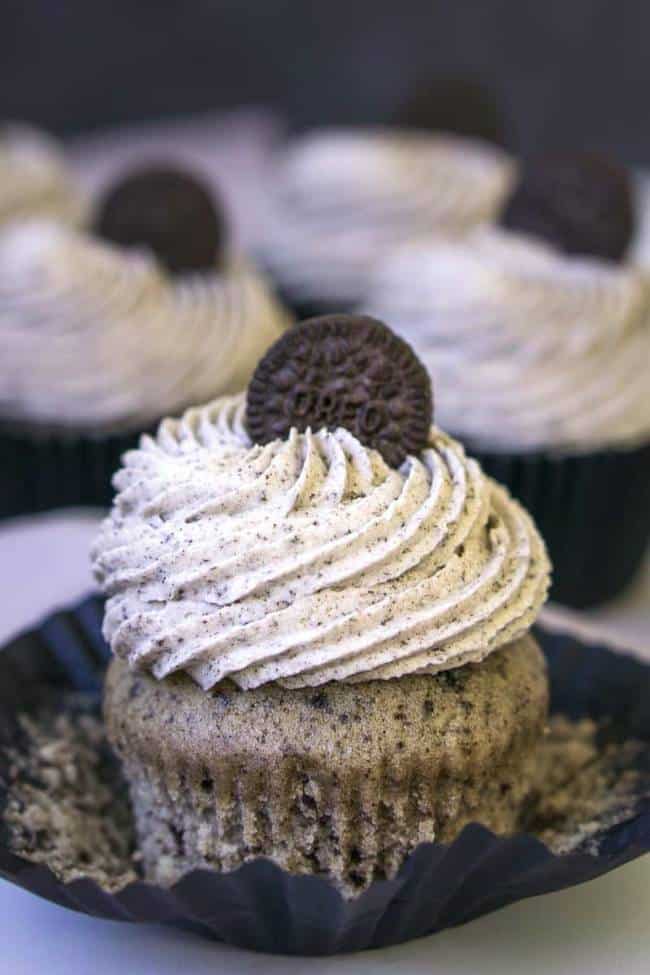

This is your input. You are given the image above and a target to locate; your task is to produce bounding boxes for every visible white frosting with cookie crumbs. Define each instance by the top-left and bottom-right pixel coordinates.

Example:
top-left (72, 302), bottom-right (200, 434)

top-left (0, 221), bottom-right (290, 432)
top-left (260, 128), bottom-right (514, 306)
top-left (0, 124), bottom-right (81, 226)
top-left (365, 226), bottom-right (650, 452)
top-left (92, 393), bottom-right (550, 690)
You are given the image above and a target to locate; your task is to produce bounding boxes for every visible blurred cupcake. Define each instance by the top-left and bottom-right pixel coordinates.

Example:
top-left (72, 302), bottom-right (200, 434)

top-left (365, 154), bottom-right (650, 607)
top-left (0, 164), bottom-right (290, 517)
top-left (259, 128), bottom-right (513, 318)
top-left (95, 315), bottom-right (550, 896)
top-left (0, 123), bottom-right (81, 226)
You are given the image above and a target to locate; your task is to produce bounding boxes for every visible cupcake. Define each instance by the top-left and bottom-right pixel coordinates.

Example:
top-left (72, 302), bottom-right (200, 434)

top-left (258, 128), bottom-right (514, 318)
top-left (94, 315), bottom-right (551, 896)
top-left (0, 123), bottom-right (81, 227)
top-left (0, 164), bottom-right (290, 517)
top-left (364, 154), bottom-right (650, 607)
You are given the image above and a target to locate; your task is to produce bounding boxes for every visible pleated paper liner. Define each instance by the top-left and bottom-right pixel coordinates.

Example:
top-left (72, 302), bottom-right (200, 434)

top-left (1, 596), bottom-right (650, 957)
top-left (473, 440), bottom-right (650, 609)
top-left (0, 424), bottom-right (152, 519)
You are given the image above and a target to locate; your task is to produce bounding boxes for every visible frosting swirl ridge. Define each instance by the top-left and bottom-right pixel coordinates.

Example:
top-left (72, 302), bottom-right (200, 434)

top-left (92, 394), bottom-right (550, 690)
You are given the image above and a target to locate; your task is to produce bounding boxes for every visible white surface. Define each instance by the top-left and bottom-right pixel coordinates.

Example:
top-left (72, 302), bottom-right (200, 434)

top-left (0, 510), bottom-right (649, 974)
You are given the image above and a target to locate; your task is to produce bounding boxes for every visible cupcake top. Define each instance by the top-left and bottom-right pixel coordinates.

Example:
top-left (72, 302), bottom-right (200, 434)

top-left (260, 128), bottom-right (514, 307)
top-left (0, 124), bottom-right (81, 226)
top-left (93, 316), bottom-right (550, 692)
top-left (0, 164), bottom-right (290, 433)
top-left (69, 108), bottom-right (284, 253)
top-left (366, 225), bottom-right (650, 454)
top-left (0, 219), bottom-right (290, 432)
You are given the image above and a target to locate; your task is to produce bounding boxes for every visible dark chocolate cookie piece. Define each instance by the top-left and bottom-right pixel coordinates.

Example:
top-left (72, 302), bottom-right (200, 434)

top-left (94, 164), bottom-right (226, 273)
top-left (246, 315), bottom-right (432, 468)
top-left (394, 77), bottom-right (509, 149)
top-left (500, 153), bottom-right (634, 262)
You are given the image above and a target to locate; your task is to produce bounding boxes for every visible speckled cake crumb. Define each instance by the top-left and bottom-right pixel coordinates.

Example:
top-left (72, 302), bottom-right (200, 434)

top-left (103, 636), bottom-right (549, 897)
top-left (528, 716), bottom-right (650, 855)
top-left (3, 697), bottom-right (137, 892)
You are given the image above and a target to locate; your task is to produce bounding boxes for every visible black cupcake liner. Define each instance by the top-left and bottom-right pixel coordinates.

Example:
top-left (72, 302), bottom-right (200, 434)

top-left (1, 596), bottom-right (650, 955)
top-left (472, 440), bottom-right (650, 609)
top-left (0, 425), bottom-right (148, 519)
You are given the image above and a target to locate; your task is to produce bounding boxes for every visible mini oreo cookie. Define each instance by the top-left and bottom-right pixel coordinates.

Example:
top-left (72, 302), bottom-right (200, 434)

top-left (246, 314), bottom-right (432, 468)
top-left (94, 164), bottom-right (226, 273)
top-left (500, 153), bottom-right (634, 261)
top-left (394, 77), bottom-right (508, 148)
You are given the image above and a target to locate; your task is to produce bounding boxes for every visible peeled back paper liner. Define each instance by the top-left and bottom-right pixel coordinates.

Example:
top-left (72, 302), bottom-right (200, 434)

top-left (473, 440), bottom-right (650, 609)
top-left (1, 596), bottom-right (650, 957)
top-left (0, 425), bottom-right (149, 519)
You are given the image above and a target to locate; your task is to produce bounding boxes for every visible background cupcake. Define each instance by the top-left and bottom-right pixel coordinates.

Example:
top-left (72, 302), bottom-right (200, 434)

top-left (365, 154), bottom-right (650, 607)
top-left (258, 126), bottom-right (513, 319)
top-left (0, 123), bottom-right (82, 227)
top-left (0, 164), bottom-right (290, 518)
top-left (95, 315), bottom-right (550, 896)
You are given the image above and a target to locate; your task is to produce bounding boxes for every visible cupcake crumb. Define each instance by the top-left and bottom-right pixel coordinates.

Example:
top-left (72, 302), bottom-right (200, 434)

top-left (527, 716), bottom-right (650, 854)
top-left (3, 695), bottom-right (138, 892)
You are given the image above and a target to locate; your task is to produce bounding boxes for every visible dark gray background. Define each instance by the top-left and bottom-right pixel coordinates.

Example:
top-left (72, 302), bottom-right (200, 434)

top-left (1, 0), bottom-right (648, 162)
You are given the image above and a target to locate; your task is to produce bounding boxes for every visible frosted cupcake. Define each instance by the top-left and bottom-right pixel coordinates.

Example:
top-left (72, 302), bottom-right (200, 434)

top-left (95, 315), bottom-right (551, 896)
top-left (258, 128), bottom-right (513, 317)
top-left (0, 123), bottom-right (80, 227)
top-left (0, 165), bottom-right (290, 516)
top-left (365, 154), bottom-right (650, 606)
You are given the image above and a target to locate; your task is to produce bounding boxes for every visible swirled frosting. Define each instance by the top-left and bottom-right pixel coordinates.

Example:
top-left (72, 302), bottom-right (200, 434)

top-left (260, 128), bottom-right (514, 306)
top-left (92, 394), bottom-right (550, 690)
top-left (0, 221), bottom-right (290, 432)
top-left (365, 227), bottom-right (650, 452)
top-left (0, 124), bottom-right (81, 226)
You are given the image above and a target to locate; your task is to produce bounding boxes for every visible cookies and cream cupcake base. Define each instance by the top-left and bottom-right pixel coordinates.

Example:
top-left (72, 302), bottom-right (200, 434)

top-left (105, 634), bottom-right (547, 896)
